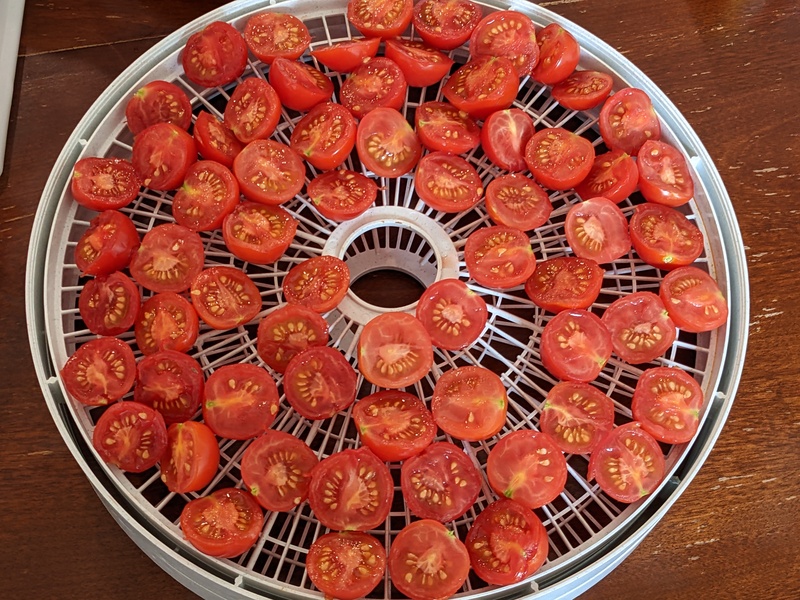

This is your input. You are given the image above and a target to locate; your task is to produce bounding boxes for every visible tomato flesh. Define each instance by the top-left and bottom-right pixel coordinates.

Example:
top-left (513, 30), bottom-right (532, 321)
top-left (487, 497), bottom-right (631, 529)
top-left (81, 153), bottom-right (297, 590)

top-left (637, 140), bottom-right (695, 207)
top-left (270, 57), bottom-right (334, 113)
top-left (413, 0), bottom-right (482, 50)
top-left (347, 0), bottom-right (413, 39)
top-left (92, 400), bottom-right (168, 472)
top-left (443, 55), bottom-right (519, 120)
top-left (71, 157), bottom-right (141, 211)
top-left (574, 150), bottom-right (639, 204)
top-left (283, 255), bottom-right (350, 313)
top-left (525, 256), bottom-right (604, 314)
top-left (129, 223), bottom-right (205, 294)
top-left (256, 304), bottom-right (330, 373)
top-left (222, 202), bottom-right (298, 264)
top-left (602, 291), bottom-right (677, 364)
top-left (224, 78), bottom-right (282, 144)
top-left (74, 210), bottom-right (140, 277)
top-left (384, 39), bottom-right (454, 88)
top-left (357, 312), bottom-right (433, 389)
top-left (470, 10), bottom-right (539, 78)
top-left (599, 87), bottom-right (662, 155)
top-left (79, 271), bottom-right (141, 336)
top-left (524, 127), bottom-right (595, 191)
top-left (415, 101), bottom-right (481, 155)
top-left (629, 202), bottom-right (704, 270)
top-left (551, 70), bottom-right (614, 111)
top-left (134, 350), bottom-right (205, 424)
top-left (539, 381), bottom-right (615, 455)
top-left (307, 532), bottom-right (386, 600)
top-left (565, 197), bottom-right (632, 264)
top-left (131, 122), bottom-right (197, 191)
top-left (193, 111), bottom-right (244, 168)
top-left (464, 225), bottom-right (536, 290)
top-left (61, 337), bottom-right (136, 407)
top-left (659, 266), bottom-right (728, 333)
top-left (540, 309), bottom-right (613, 382)
top-left (181, 21), bottom-right (248, 88)
top-left (415, 278), bottom-right (487, 350)
top-left (340, 57), bottom-right (407, 120)
top-left (307, 169), bottom-right (378, 222)
top-left (431, 365), bottom-right (508, 441)
top-left (160, 421), bottom-right (219, 494)
top-left (289, 102), bottom-right (357, 172)
top-left (125, 80), bottom-right (192, 136)
top-left (414, 151), bottom-right (483, 213)
top-left (310, 37), bottom-right (381, 73)
top-left (485, 173), bottom-right (552, 231)
top-left (243, 12), bottom-right (311, 64)
top-left (234, 139), bottom-right (306, 205)
top-left (134, 292), bottom-right (199, 355)
top-left (481, 108), bottom-right (535, 173)
top-left (632, 367), bottom-right (704, 444)
top-left (190, 266), bottom-right (261, 330)
top-left (283, 346), bottom-right (358, 420)
top-left (357, 107), bottom-right (421, 178)
top-left (531, 24), bottom-right (580, 85)
top-left (172, 160), bottom-right (240, 232)
top-left (180, 488), bottom-right (264, 558)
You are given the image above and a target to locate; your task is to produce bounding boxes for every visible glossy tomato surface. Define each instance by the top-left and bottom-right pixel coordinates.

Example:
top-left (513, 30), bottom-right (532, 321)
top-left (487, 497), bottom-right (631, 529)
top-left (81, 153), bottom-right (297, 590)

top-left (92, 400), bottom-right (168, 472)
top-left (310, 37), bottom-right (381, 73)
top-left (125, 80), bottom-right (192, 136)
top-left (243, 12), bottom-right (310, 64)
top-left (564, 197), bottom-right (631, 264)
top-left (193, 111), bottom-right (244, 168)
top-left (464, 225), bottom-right (536, 289)
top-left (551, 70), bottom-right (614, 111)
top-left (415, 101), bottom-right (481, 155)
top-left (443, 55), bottom-right (518, 120)
top-left (134, 292), bottom-right (199, 355)
top-left (160, 421), bottom-right (219, 494)
top-left (659, 266), bottom-right (728, 332)
top-left (574, 149), bottom-right (639, 204)
top-left (79, 271), bottom-right (141, 336)
top-left (531, 23), bottom-right (580, 84)
top-left (222, 202), bottom-right (298, 264)
top-left (134, 349), bottom-right (205, 424)
top-left (540, 309), bottom-right (612, 382)
top-left (539, 381), bottom-right (615, 455)
top-left (632, 367), bottom-right (704, 444)
top-left (481, 108), bottom-right (535, 172)
top-left (307, 531), bottom-right (386, 600)
top-left (289, 102), bottom-right (356, 171)
top-left (637, 140), bottom-right (695, 207)
top-left (485, 173), bottom-right (552, 231)
top-left (282, 255), bottom-right (350, 313)
top-left (129, 223), bottom-right (205, 293)
top-left (256, 304), bottom-right (330, 373)
top-left (599, 87), bottom-right (662, 155)
top-left (172, 159), bottom-right (240, 232)
top-left (413, 0), bottom-right (482, 50)
top-left (180, 488), bottom-right (263, 558)
top-left (283, 346), bottom-right (358, 420)
top-left (524, 256), bottom-right (604, 314)
top-left (356, 107), bottom-right (421, 178)
top-left (181, 21), bottom-right (247, 88)
top-left (74, 210), bottom-right (139, 276)
top-left (384, 39), bottom-right (454, 88)
top-left (307, 169), bottom-right (378, 221)
top-left (601, 291), bottom-right (676, 364)
top-left (340, 57), bottom-right (407, 120)
top-left (71, 157), bottom-right (141, 211)
top-left (61, 337), bottom-right (136, 407)
top-left (431, 365), bottom-right (508, 441)
top-left (357, 312), bottom-right (433, 389)
top-left (224, 77), bottom-right (281, 144)
top-left (524, 127), bottom-right (595, 191)
top-left (347, 0), bottom-right (413, 38)
top-left (629, 202), bottom-right (704, 270)
top-left (131, 123), bottom-right (197, 191)
top-left (415, 278), bottom-right (487, 350)
top-left (190, 266), bottom-right (261, 330)
top-left (414, 151), bottom-right (483, 213)
top-left (470, 10), bottom-right (539, 77)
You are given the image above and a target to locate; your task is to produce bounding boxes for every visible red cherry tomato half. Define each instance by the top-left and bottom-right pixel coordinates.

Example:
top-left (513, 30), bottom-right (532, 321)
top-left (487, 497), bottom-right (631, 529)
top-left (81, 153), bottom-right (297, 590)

top-left (637, 140), bottom-right (695, 207)
top-left (308, 447), bottom-right (393, 531)
top-left (71, 157), bottom-right (141, 211)
top-left (524, 127), bottom-right (595, 191)
top-left (487, 429), bottom-right (567, 509)
top-left (564, 197), bottom-right (632, 264)
top-left (401, 441), bottom-right (481, 523)
top-left (481, 108), bottom-right (535, 172)
top-left (289, 101), bottom-right (357, 172)
top-left (256, 304), bottom-right (330, 373)
top-left (629, 202), bottom-right (704, 270)
top-left (574, 149), bottom-right (639, 204)
top-left (240, 429), bottom-right (319, 511)
top-left (129, 223), bottom-right (205, 294)
top-left (352, 390), bottom-right (436, 462)
top-left (283, 346), bottom-right (358, 420)
top-left (539, 381), bottom-right (615, 455)
top-left (307, 531), bottom-right (386, 600)
top-left (269, 57), bottom-right (333, 112)
top-left (524, 256), bottom-right (604, 314)
top-left (134, 350), bottom-right (204, 424)
top-left (203, 363), bottom-right (280, 440)
top-left (431, 365), bottom-right (508, 441)
top-left (172, 159), bottom-right (240, 232)
top-left (357, 312), bottom-right (433, 389)
top-left (464, 225), bottom-right (536, 290)
top-left (470, 10), bottom-right (539, 78)
top-left (181, 21), bottom-right (248, 88)
top-left (356, 107), bottom-right (422, 178)
top-left (599, 87), bottom-right (662, 155)
top-left (443, 55), bottom-right (519, 120)
top-left (74, 209), bottom-right (139, 277)
top-left (190, 266), bottom-right (261, 330)
top-left (61, 337), bottom-right (136, 406)
top-left (233, 139), bottom-right (306, 205)
top-left (193, 111), bottom-right (245, 169)
top-left (347, 0), bottom-right (413, 39)
top-left (307, 169), bottom-right (378, 221)
top-left (415, 101), bottom-right (481, 155)
top-left (79, 271), bottom-right (141, 336)
top-left (660, 266), bottom-right (728, 333)
top-left (602, 291), bottom-right (676, 364)
top-left (632, 367), bottom-right (704, 444)
top-left (540, 309), bottom-right (612, 382)
top-left (310, 37), bottom-right (381, 73)
top-left (340, 57), bottom-right (408, 120)
top-left (131, 123), bottom-right (197, 191)
top-left (412, 0), bottom-right (483, 51)
top-left (92, 400), bottom-right (168, 472)
top-left (125, 80), bottom-right (192, 136)
top-left (134, 292), bottom-right (199, 355)
top-left (243, 12), bottom-right (311, 64)
top-left (485, 173), bottom-right (552, 231)
top-left (223, 78), bottom-right (282, 145)
top-left (588, 422), bottom-right (665, 503)
top-left (384, 39), bottom-right (454, 88)
top-left (414, 151), bottom-right (483, 213)
top-left (531, 23), bottom-right (580, 85)
top-left (160, 421), bottom-right (219, 494)
top-left (180, 488), bottom-right (263, 558)
top-left (415, 278), bottom-right (487, 350)
top-left (222, 202), bottom-right (298, 264)
top-left (283, 255), bottom-right (350, 313)
top-left (551, 70), bottom-right (614, 111)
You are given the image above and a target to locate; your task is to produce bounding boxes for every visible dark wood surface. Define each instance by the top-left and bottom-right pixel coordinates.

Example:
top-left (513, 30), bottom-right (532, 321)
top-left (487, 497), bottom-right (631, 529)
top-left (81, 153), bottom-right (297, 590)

top-left (2, 1), bottom-right (798, 598)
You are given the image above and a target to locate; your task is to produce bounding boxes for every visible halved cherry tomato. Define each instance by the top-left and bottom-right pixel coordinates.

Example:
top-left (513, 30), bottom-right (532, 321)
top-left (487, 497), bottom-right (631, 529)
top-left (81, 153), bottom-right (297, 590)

top-left (629, 202), bottom-right (704, 270)
top-left (172, 160), bottom-right (240, 232)
top-left (574, 149), bottom-right (638, 204)
top-left (540, 309), bottom-right (612, 382)
top-left (256, 304), bottom-right (330, 373)
top-left (180, 488), bottom-right (263, 558)
top-left (79, 271), bottom-right (141, 336)
top-left (485, 173), bottom-right (552, 231)
top-left (637, 140), bottom-right (695, 207)
top-left (659, 266), bottom-right (728, 333)
top-left (539, 381), bottom-right (615, 455)
top-left (347, 0), bottom-right (413, 38)
top-left (356, 107), bottom-right (421, 178)
top-left (203, 363), bottom-right (280, 440)
top-left (481, 108), bottom-right (535, 172)
top-left (223, 78), bottom-right (282, 144)
top-left (443, 55), bottom-right (519, 120)
top-left (310, 37), bottom-right (381, 73)
top-left (414, 151), bottom-right (483, 213)
top-left (268, 57), bottom-right (333, 112)
top-left (340, 57), bottom-right (407, 120)
top-left (431, 365), bottom-right (507, 441)
top-left (131, 123), bottom-right (197, 191)
top-left (193, 111), bottom-right (245, 168)
top-left (307, 531), bottom-right (386, 600)
top-left (470, 10), bottom-right (539, 78)
top-left (61, 337), bottom-right (136, 406)
top-left (487, 429), bottom-right (567, 508)
top-left (352, 391), bottom-right (436, 461)
top-left (357, 312), bottom-right (433, 389)
top-left (125, 80), bottom-right (192, 136)
top-left (401, 441), bottom-right (481, 522)
top-left (283, 346), bottom-right (358, 420)
top-left (415, 278), bottom-right (487, 350)
top-left (531, 24), bottom-right (580, 85)
top-left (129, 223), bottom-right (205, 294)
top-left (74, 210), bottom-right (140, 276)
top-left (415, 101), bottom-right (481, 155)
top-left (552, 70), bottom-right (614, 111)
top-left (307, 169), bottom-right (378, 221)
top-left (599, 87), bottom-right (661, 155)
top-left (92, 400), bottom-right (168, 472)
top-left (525, 256), bottom-right (604, 314)
top-left (524, 127), bottom-right (595, 191)
top-left (464, 225), bottom-right (536, 289)
top-left (222, 202), bottom-right (298, 264)
top-left (190, 266), bottom-right (261, 330)
top-left (134, 292), bottom-right (199, 355)
top-left (565, 197), bottom-right (632, 264)
top-left (244, 12), bottom-right (311, 64)
top-left (283, 255), bottom-right (350, 313)
top-left (466, 498), bottom-right (549, 585)
top-left (412, 0), bottom-right (483, 51)
top-left (289, 102), bottom-right (357, 171)
top-left (602, 291), bottom-right (676, 364)
top-left (181, 21), bottom-right (248, 88)
top-left (134, 350), bottom-right (204, 424)
top-left (384, 39), bottom-right (454, 88)
top-left (308, 447), bottom-right (393, 531)
top-left (71, 157), bottom-right (141, 211)
top-left (160, 421), bottom-right (219, 494)
top-left (588, 422), bottom-right (665, 503)
top-left (240, 429), bottom-right (318, 511)
top-left (389, 519), bottom-right (470, 600)
top-left (632, 367), bottom-right (704, 444)
top-left (233, 139), bottom-right (306, 205)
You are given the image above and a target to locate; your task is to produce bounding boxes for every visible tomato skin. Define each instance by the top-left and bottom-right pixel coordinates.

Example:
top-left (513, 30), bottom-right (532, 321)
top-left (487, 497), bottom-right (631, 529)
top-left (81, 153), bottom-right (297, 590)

top-left (551, 70), bottom-right (614, 111)
top-left (412, 0), bottom-right (483, 51)
top-left (539, 381), bottom-right (615, 455)
top-left (160, 421), bottom-right (219, 494)
top-left (464, 225), bottom-right (536, 290)
top-left (637, 140), bottom-right (695, 207)
top-left (131, 123), bottom-right (197, 191)
top-left (307, 531), bottom-right (386, 600)
top-left (431, 365), bottom-right (508, 441)
top-left (340, 57), bottom-right (407, 120)
top-left (531, 24), bottom-right (580, 85)
top-left (310, 37), bottom-right (381, 73)
top-left (574, 150), bottom-right (639, 204)
top-left (79, 271), bottom-right (141, 336)
top-left (632, 367), bottom-right (704, 444)
top-left (240, 430), bottom-right (319, 511)
top-left (172, 160), bottom-right (240, 232)
top-left (481, 108), bottom-right (535, 172)
top-left (356, 107), bottom-right (422, 178)
top-left (352, 390), bottom-right (436, 461)
top-left (190, 266), bottom-right (261, 330)
top-left (268, 57), bottom-right (333, 112)
top-left (222, 202), bottom-right (298, 265)
top-left (524, 127), bottom-right (595, 191)
top-left (525, 256), bottom-right (604, 314)
top-left (485, 173), bottom-right (552, 231)
top-left (283, 346), bottom-right (358, 420)
top-left (243, 12), bottom-right (311, 65)
top-left (75, 210), bottom-right (140, 276)
top-left (61, 337), bottom-right (136, 406)
top-left (415, 101), bottom-right (481, 155)
top-left (357, 312), bottom-right (433, 389)
top-left (92, 400), bottom-right (168, 472)
top-left (71, 157), bottom-right (141, 211)
top-left (414, 151), bottom-right (483, 213)
top-left (599, 87), bottom-right (662, 155)
top-left (180, 488), bottom-right (264, 558)
top-left (282, 255), bottom-right (350, 313)
top-left (384, 39), bottom-right (454, 88)
top-left (470, 10), bottom-right (539, 78)
top-left (181, 21), bottom-right (247, 88)
top-left (125, 80), bottom-right (192, 136)
top-left (602, 291), bottom-right (677, 364)
top-left (415, 278), bottom-right (487, 350)
top-left (134, 350), bottom-right (205, 424)
top-left (223, 78), bottom-right (282, 144)
top-left (659, 266), bottom-right (728, 333)
top-left (256, 304), bottom-right (330, 373)
top-left (193, 111), bottom-right (245, 169)
top-left (289, 102), bottom-right (357, 171)
top-left (233, 139), bottom-right (306, 205)
top-left (540, 309), bottom-right (612, 382)
top-left (629, 202), bottom-right (704, 270)
top-left (129, 223), bottom-right (205, 294)
top-left (443, 55), bottom-right (519, 120)
top-left (565, 197), bottom-right (632, 264)
top-left (347, 0), bottom-right (413, 38)
top-left (307, 169), bottom-right (378, 221)
top-left (134, 292), bottom-right (199, 355)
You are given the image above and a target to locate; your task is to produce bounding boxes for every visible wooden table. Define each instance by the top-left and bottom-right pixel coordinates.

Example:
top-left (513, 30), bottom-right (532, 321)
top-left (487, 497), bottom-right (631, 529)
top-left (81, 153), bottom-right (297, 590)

top-left (2, 1), bottom-right (797, 598)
